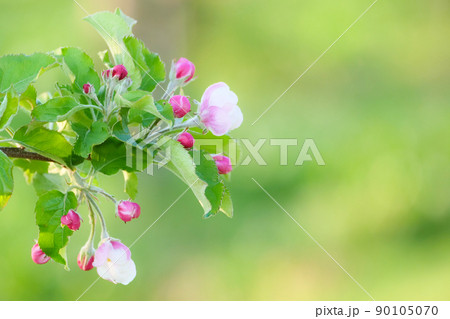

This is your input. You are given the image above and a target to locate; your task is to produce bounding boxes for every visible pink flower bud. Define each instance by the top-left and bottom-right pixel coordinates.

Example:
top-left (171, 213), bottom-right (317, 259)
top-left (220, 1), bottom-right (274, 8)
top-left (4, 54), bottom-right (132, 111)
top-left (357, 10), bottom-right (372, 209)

top-left (169, 95), bottom-right (191, 118)
top-left (175, 58), bottom-right (195, 83)
top-left (31, 243), bottom-right (50, 265)
top-left (117, 200), bottom-right (141, 223)
top-left (61, 209), bottom-right (81, 231)
top-left (102, 69), bottom-right (111, 78)
top-left (83, 83), bottom-right (93, 94)
top-left (112, 64), bottom-right (128, 80)
top-left (212, 155), bottom-right (233, 174)
top-left (77, 251), bottom-right (95, 271)
top-left (177, 132), bottom-right (195, 149)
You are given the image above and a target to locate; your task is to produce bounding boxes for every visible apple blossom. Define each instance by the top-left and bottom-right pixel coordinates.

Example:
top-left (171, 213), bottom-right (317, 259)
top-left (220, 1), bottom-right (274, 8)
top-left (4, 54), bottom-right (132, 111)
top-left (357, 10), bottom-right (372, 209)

top-left (169, 95), bottom-right (191, 118)
top-left (31, 243), bottom-right (50, 265)
top-left (198, 82), bottom-right (243, 136)
top-left (112, 64), bottom-right (128, 80)
top-left (212, 155), bottom-right (233, 174)
top-left (117, 200), bottom-right (141, 223)
top-left (61, 209), bottom-right (81, 231)
top-left (93, 239), bottom-right (136, 285)
top-left (177, 131), bottom-right (195, 149)
top-left (175, 57), bottom-right (195, 83)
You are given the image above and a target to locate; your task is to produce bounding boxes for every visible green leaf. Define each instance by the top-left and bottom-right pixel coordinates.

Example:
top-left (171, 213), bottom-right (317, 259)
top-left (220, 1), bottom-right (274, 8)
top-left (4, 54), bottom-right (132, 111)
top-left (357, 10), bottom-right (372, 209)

top-left (32, 96), bottom-right (100, 122)
top-left (19, 85), bottom-right (37, 110)
top-left (190, 128), bottom-right (241, 166)
top-left (158, 138), bottom-right (210, 215)
top-left (84, 11), bottom-right (141, 88)
top-left (123, 171), bottom-right (138, 200)
top-left (116, 94), bottom-right (173, 125)
top-left (58, 47), bottom-right (101, 92)
top-left (73, 121), bottom-right (109, 158)
top-left (13, 125), bottom-right (73, 164)
top-left (35, 190), bottom-right (77, 265)
top-left (219, 186), bottom-right (233, 218)
top-left (0, 53), bottom-right (56, 93)
top-left (32, 173), bottom-right (68, 196)
top-left (193, 150), bottom-right (230, 217)
top-left (0, 150), bottom-right (14, 211)
top-left (91, 137), bottom-right (150, 175)
top-left (14, 159), bottom-right (49, 184)
top-left (0, 87), bottom-right (19, 130)
top-left (123, 36), bottom-right (165, 92)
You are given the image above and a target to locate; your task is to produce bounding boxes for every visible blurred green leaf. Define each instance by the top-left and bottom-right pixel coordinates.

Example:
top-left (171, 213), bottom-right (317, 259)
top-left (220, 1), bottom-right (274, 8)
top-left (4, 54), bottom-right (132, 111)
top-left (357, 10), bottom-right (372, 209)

top-left (0, 86), bottom-right (19, 130)
top-left (32, 173), bottom-right (67, 196)
top-left (123, 171), bottom-right (138, 200)
top-left (13, 159), bottom-right (49, 184)
top-left (19, 85), bottom-right (37, 110)
top-left (0, 53), bottom-right (56, 93)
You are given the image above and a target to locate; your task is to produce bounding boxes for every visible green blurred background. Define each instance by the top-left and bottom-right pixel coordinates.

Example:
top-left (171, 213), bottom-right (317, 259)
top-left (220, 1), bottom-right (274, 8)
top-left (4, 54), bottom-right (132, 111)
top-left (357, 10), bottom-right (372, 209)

top-left (0, 0), bottom-right (449, 300)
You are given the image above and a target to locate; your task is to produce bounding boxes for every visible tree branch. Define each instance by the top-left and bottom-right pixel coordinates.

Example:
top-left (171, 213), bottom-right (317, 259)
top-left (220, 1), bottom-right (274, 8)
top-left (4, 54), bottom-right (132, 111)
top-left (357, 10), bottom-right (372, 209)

top-left (0, 147), bottom-right (55, 162)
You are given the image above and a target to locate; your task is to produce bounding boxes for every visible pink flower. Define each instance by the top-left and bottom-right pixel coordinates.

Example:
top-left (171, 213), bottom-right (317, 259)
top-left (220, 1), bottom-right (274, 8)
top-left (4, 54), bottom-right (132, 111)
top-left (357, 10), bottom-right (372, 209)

top-left (83, 83), bottom-right (93, 94)
top-left (175, 58), bottom-right (195, 83)
top-left (213, 155), bottom-right (233, 174)
top-left (199, 82), bottom-right (243, 136)
top-left (77, 250), bottom-right (95, 271)
top-left (169, 95), bottom-right (191, 118)
top-left (93, 239), bottom-right (136, 285)
top-left (61, 209), bottom-right (81, 231)
top-left (112, 64), bottom-right (128, 80)
top-left (117, 201), bottom-right (141, 223)
top-left (31, 243), bottom-right (50, 265)
top-left (177, 132), bottom-right (194, 149)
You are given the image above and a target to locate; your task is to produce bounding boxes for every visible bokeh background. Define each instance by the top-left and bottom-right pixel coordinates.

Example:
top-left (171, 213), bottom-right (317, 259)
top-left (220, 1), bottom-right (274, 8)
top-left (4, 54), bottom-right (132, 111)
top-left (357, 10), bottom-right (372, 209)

top-left (0, 0), bottom-right (449, 300)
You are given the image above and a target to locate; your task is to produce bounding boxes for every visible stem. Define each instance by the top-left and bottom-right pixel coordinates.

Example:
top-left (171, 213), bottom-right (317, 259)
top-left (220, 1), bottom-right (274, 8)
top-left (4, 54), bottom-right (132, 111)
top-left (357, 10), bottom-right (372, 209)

top-left (86, 200), bottom-right (96, 246)
top-left (85, 192), bottom-right (109, 239)
top-left (145, 116), bottom-right (199, 141)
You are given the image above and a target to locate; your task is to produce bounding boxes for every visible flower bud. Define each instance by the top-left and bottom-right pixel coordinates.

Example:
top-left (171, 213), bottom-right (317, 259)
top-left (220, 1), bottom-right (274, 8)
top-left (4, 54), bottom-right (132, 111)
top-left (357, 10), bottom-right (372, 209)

top-left (212, 155), bottom-right (233, 174)
top-left (112, 64), bottom-right (128, 80)
top-left (175, 58), bottom-right (195, 83)
top-left (31, 243), bottom-right (50, 265)
top-left (77, 246), bottom-right (95, 271)
top-left (83, 83), bottom-right (93, 94)
top-left (169, 95), bottom-right (191, 118)
top-left (117, 200), bottom-right (141, 223)
top-left (102, 69), bottom-right (111, 79)
top-left (61, 209), bottom-right (81, 231)
top-left (177, 132), bottom-right (195, 149)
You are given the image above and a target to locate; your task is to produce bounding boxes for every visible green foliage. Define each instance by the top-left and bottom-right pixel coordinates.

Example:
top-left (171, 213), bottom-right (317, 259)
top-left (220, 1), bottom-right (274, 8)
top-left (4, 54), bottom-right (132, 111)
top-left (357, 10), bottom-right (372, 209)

top-left (73, 121), bottom-right (109, 158)
top-left (13, 126), bottom-right (73, 164)
top-left (123, 171), bottom-right (138, 200)
top-left (57, 47), bottom-right (101, 92)
top-left (0, 150), bottom-right (14, 211)
top-left (0, 9), bottom-right (238, 272)
top-left (32, 96), bottom-right (100, 122)
top-left (0, 87), bottom-right (19, 130)
top-left (0, 53), bottom-right (56, 93)
top-left (35, 190), bottom-right (77, 265)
